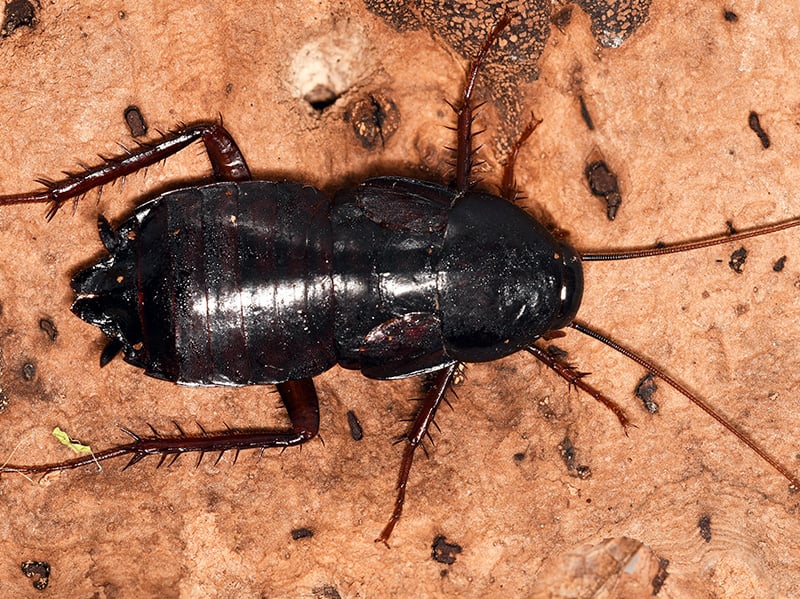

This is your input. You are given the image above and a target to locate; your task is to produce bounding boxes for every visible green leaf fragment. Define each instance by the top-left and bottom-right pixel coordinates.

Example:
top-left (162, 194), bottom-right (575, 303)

top-left (52, 427), bottom-right (93, 454)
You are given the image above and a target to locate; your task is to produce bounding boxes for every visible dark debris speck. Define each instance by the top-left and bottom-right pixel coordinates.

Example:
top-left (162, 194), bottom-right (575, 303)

top-left (346, 409), bottom-right (364, 440)
top-left (586, 159), bottom-right (621, 220)
top-left (559, 436), bottom-right (576, 469)
top-left (559, 436), bottom-right (592, 478)
top-left (291, 527), bottom-right (314, 540)
top-left (635, 373), bottom-right (658, 413)
top-left (432, 535), bottom-right (462, 565)
top-left (578, 95), bottom-right (594, 130)
top-left (21, 560), bottom-right (50, 591)
top-left (698, 514), bottom-right (712, 543)
top-left (124, 105), bottom-right (148, 138)
top-left (773, 255), bottom-right (787, 272)
top-left (652, 558), bottom-right (669, 595)
top-left (748, 111), bottom-right (771, 149)
top-left (729, 247), bottom-right (747, 274)
top-left (22, 362), bottom-right (35, 381)
top-left (344, 93), bottom-right (400, 149)
top-left (1, 0), bottom-right (37, 38)
top-left (312, 584), bottom-right (342, 599)
top-left (39, 318), bottom-right (57, 342)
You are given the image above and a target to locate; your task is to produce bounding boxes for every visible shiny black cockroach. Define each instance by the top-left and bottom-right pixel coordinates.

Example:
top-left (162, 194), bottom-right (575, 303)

top-left (0, 17), bottom-right (798, 544)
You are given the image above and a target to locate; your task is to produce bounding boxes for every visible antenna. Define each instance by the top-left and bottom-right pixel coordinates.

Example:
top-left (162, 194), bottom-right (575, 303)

top-left (580, 217), bottom-right (800, 261)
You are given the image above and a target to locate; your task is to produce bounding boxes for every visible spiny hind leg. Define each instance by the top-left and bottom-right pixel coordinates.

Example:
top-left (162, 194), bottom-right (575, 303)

top-left (0, 378), bottom-right (320, 475)
top-left (0, 122), bottom-right (252, 219)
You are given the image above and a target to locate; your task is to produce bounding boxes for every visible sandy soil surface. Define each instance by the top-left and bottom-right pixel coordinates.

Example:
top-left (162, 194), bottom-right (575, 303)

top-left (0, 1), bottom-right (798, 597)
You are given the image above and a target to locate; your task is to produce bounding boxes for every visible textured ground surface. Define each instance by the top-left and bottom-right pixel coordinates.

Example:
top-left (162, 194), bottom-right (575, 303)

top-left (0, 1), bottom-right (799, 597)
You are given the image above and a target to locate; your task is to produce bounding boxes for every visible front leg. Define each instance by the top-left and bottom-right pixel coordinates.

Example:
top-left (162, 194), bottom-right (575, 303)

top-left (0, 123), bottom-right (252, 219)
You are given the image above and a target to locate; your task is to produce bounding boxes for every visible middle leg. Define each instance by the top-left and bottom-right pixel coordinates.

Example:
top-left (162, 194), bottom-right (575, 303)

top-left (377, 363), bottom-right (458, 545)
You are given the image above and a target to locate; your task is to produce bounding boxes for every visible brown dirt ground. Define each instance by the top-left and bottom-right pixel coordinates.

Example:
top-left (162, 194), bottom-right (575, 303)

top-left (0, 1), bottom-right (799, 597)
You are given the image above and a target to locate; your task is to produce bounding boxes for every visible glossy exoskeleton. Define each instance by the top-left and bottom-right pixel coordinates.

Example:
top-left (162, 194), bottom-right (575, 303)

top-left (1, 17), bottom-right (799, 544)
top-left (75, 177), bottom-right (580, 386)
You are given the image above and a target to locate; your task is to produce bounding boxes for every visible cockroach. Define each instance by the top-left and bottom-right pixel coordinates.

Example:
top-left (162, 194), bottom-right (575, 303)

top-left (0, 16), bottom-right (798, 545)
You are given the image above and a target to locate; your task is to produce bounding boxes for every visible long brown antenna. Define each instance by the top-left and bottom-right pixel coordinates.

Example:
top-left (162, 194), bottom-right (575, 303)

top-left (580, 217), bottom-right (800, 261)
top-left (568, 319), bottom-right (800, 491)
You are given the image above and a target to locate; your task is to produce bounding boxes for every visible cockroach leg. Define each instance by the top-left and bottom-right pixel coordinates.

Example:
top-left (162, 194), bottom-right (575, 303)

top-left (451, 14), bottom-right (511, 192)
top-left (0, 378), bottom-right (320, 476)
top-left (377, 363), bottom-right (458, 546)
top-left (0, 123), bottom-right (251, 219)
top-left (569, 320), bottom-right (800, 491)
top-left (526, 344), bottom-right (632, 433)
top-left (500, 113), bottom-right (542, 201)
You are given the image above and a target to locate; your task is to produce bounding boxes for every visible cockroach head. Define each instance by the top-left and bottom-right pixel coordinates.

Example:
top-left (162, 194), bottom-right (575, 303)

top-left (70, 215), bottom-right (144, 367)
